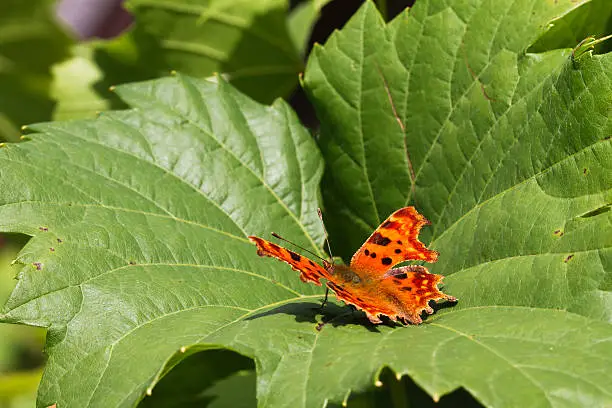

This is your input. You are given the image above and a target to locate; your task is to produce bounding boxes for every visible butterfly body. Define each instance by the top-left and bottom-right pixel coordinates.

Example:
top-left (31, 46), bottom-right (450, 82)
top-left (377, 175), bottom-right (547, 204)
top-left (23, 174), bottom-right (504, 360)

top-left (249, 207), bottom-right (456, 324)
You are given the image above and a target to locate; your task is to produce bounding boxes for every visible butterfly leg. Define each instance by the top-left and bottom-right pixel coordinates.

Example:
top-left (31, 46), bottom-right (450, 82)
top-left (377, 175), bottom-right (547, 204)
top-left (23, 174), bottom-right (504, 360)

top-left (319, 286), bottom-right (330, 310)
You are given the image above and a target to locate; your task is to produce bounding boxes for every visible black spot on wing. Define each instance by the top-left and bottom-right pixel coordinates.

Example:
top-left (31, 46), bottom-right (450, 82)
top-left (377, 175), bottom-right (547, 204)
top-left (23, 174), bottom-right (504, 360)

top-left (370, 232), bottom-right (391, 246)
top-left (381, 257), bottom-right (392, 265)
top-left (289, 251), bottom-right (301, 262)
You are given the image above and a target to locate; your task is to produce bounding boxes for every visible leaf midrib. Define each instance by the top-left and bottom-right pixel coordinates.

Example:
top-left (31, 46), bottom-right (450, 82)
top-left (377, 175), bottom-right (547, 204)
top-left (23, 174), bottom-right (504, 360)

top-left (5, 261), bottom-right (304, 313)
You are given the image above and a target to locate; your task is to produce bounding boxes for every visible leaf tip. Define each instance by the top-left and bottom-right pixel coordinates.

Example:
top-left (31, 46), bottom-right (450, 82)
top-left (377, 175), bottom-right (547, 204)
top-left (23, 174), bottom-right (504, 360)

top-left (180, 346), bottom-right (187, 353)
top-left (374, 379), bottom-right (383, 387)
top-left (341, 388), bottom-right (352, 407)
top-left (433, 393), bottom-right (440, 402)
top-left (146, 387), bottom-right (153, 396)
top-left (108, 85), bottom-right (116, 92)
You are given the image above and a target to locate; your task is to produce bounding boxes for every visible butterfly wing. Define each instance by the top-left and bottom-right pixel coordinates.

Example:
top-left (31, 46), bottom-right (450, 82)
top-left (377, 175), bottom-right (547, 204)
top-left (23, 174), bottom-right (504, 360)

top-left (373, 265), bottom-right (456, 324)
top-left (248, 236), bottom-right (332, 285)
top-left (350, 207), bottom-right (438, 276)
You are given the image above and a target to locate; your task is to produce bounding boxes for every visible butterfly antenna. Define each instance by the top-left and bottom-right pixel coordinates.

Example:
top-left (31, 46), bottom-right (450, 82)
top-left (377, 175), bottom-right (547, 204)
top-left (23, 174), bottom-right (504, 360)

top-left (270, 232), bottom-right (328, 264)
top-left (317, 208), bottom-right (334, 263)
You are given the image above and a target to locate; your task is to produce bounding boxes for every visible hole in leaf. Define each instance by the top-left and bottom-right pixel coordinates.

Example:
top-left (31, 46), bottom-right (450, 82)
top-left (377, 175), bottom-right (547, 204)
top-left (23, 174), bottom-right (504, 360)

top-left (138, 349), bottom-right (255, 408)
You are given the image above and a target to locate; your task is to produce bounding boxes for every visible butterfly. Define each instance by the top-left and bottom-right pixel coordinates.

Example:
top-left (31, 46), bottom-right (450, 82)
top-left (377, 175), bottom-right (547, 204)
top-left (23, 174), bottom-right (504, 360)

top-left (248, 207), bottom-right (456, 324)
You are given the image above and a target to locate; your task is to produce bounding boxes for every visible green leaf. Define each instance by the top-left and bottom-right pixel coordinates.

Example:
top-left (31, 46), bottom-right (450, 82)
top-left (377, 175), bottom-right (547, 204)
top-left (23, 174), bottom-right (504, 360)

top-left (0, 73), bottom-right (326, 407)
top-left (1, 1), bottom-right (611, 408)
top-left (94, 0), bottom-right (303, 104)
top-left (304, 0), bottom-right (611, 322)
top-left (0, 0), bottom-right (72, 141)
top-left (530, 0), bottom-right (612, 54)
top-left (50, 44), bottom-right (112, 121)
top-left (287, 0), bottom-right (333, 57)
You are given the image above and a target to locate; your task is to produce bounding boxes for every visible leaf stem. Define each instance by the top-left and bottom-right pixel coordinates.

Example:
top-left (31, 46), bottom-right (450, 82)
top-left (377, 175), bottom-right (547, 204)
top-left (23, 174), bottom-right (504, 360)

top-left (590, 33), bottom-right (612, 47)
top-left (573, 33), bottom-right (612, 59)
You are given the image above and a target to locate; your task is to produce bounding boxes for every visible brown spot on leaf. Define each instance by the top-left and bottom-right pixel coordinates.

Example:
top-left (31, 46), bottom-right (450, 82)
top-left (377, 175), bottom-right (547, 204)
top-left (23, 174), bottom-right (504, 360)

top-left (33, 262), bottom-right (42, 270)
top-left (553, 229), bottom-right (564, 237)
top-left (39, 226), bottom-right (48, 232)
top-left (564, 254), bottom-right (574, 263)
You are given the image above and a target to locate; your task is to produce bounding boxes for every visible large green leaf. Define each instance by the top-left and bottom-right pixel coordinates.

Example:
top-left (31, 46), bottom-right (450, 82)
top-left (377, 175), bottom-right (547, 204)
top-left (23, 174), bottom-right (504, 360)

top-left (304, 0), bottom-right (611, 320)
top-left (0, 2), bottom-right (611, 408)
top-left (0, 0), bottom-right (72, 141)
top-left (0, 73), bottom-right (327, 407)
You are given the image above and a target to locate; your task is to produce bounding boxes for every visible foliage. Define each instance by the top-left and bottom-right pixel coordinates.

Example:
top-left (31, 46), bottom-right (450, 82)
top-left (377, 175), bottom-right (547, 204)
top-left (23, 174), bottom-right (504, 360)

top-left (0, 0), bottom-right (326, 140)
top-left (0, 0), bottom-right (611, 407)
top-left (0, 0), bottom-right (71, 141)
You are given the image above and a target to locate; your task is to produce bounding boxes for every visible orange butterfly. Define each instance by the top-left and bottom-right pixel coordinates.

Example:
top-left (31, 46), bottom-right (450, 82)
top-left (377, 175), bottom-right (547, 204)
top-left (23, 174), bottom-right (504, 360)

top-left (249, 207), bottom-right (456, 324)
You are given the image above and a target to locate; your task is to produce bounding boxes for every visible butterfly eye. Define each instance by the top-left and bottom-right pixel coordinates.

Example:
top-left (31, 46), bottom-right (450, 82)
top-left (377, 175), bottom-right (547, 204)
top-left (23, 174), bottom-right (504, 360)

top-left (352, 275), bottom-right (361, 284)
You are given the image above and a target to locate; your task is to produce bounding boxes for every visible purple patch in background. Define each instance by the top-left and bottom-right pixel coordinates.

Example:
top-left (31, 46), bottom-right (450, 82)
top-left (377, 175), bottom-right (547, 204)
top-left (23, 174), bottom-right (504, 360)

top-left (56, 0), bottom-right (133, 40)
